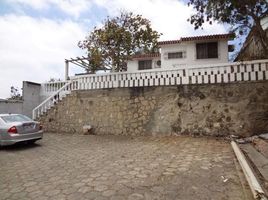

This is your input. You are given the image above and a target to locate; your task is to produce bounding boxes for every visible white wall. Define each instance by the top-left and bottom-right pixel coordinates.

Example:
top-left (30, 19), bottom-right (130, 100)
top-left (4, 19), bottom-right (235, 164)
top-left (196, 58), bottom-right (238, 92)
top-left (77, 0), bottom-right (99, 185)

top-left (22, 81), bottom-right (41, 118)
top-left (127, 39), bottom-right (229, 72)
top-left (160, 43), bottom-right (187, 69)
top-left (160, 40), bottom-right (228, 70)
top-left (127, 57), bottom-right (161, 72)
top-left (127, 60), bottom-right (138, 72)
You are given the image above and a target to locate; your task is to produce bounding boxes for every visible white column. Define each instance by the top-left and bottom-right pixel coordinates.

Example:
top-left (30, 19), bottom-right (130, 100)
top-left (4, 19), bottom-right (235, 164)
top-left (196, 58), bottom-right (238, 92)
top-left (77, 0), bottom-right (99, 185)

top-left (65, 61), bottom-right (69, 81)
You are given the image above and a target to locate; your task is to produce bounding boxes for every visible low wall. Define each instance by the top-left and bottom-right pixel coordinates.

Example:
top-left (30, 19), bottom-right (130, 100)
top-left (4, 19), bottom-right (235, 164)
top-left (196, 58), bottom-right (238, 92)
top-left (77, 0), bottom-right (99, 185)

top-left (22, 81), bottom-right (41, 118)
top-left (40, 81), bottom-right (268, 137)
top-left (0, 82), bottom-right (41, 118)
top-left (0, 100), bottom-right (23, 114)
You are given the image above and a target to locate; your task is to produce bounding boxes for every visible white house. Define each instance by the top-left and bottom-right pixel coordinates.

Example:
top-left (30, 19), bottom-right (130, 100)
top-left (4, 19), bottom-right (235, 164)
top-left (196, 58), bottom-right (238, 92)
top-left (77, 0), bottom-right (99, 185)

top-left (127, 33), bottom-right (233, 72)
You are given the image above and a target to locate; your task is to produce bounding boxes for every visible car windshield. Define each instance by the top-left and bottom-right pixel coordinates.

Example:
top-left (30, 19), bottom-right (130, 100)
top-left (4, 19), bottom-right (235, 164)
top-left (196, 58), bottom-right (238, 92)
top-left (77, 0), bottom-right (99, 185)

top-left (1, 115), bottom-right (32, 123)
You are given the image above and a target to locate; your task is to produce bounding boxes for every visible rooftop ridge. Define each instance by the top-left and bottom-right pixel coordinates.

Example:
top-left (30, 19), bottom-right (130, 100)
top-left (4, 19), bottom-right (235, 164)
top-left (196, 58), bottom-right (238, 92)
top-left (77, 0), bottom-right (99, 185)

top-left (158, 33), bottom-right (234, 45)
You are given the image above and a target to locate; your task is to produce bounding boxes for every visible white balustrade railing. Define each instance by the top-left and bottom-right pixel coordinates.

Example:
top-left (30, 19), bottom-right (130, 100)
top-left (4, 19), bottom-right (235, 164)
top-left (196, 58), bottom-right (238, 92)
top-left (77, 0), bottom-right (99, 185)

top-left (70, 59), bottom-right (268, 90)
top-left (34, 59), bottom-right (268, 119)
top-left (33, 80), bottom-right (78, 119)
top-left (40, 81), bottom-right (68, 97)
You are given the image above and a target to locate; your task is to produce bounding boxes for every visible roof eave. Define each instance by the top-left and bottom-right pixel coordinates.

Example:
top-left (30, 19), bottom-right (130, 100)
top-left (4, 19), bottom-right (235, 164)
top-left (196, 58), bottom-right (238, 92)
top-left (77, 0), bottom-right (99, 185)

top-left (158, 33), bottom-right (235, 46)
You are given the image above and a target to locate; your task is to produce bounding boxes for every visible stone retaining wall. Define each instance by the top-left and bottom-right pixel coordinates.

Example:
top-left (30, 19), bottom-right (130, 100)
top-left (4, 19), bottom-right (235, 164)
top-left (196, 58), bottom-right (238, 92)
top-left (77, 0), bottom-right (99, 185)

top-left (40, 81), bottom-right (268, 137)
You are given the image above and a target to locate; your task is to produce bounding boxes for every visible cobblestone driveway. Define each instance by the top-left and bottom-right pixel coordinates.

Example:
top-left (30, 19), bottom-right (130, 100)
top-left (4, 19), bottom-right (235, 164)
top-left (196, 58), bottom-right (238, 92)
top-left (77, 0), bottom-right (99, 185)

top-left (0, 133), bottom-right (252, 200)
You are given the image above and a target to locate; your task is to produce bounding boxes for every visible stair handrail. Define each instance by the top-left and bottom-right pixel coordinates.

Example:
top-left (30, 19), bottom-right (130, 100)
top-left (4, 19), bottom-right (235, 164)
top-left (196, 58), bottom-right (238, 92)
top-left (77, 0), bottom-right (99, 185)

top-left (32, 81), bottom-right (72, 119)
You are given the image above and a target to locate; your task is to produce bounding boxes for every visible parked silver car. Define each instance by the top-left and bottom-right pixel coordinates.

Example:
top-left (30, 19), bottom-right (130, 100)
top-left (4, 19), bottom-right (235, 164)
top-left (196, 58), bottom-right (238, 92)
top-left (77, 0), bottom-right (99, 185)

top-left (0, 114), bottom-right (43, 146)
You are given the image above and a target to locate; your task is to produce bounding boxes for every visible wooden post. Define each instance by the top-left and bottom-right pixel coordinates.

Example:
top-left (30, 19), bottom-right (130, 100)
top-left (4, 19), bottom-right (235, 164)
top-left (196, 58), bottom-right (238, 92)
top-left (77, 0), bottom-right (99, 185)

top-left (65, 61), bottom-right (69, 81)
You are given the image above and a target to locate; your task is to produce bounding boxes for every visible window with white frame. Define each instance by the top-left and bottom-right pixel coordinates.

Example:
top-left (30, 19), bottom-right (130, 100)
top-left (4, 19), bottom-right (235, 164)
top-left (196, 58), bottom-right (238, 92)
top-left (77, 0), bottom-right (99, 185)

top-left (167, 51), bottom-right (185, 59)
top-left (196, 42), bottom-right (218, 59)
top-left (138, 60), bottom-right (152, 70)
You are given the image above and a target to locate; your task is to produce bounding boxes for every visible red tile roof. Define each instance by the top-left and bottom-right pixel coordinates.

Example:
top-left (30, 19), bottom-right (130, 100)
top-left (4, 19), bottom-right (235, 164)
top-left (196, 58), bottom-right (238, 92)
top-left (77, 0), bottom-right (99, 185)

top-left (131, 53), bottom-right (160, 59)
top-left (158, 40), bottom-right (181, 46)
top-left (158, 33), bottom-right (234, 46)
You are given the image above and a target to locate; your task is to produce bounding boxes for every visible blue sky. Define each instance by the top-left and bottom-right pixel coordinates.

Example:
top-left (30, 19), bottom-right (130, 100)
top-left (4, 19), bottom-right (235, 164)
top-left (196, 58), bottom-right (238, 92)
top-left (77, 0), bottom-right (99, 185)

top-left (0, 0), bottom-right (237, 98)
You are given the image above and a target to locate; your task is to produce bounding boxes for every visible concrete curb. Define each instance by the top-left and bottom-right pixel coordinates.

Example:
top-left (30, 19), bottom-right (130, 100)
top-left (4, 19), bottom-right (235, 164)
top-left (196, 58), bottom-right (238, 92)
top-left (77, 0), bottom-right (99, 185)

top-left (231, 141), bottom-right (267, 200)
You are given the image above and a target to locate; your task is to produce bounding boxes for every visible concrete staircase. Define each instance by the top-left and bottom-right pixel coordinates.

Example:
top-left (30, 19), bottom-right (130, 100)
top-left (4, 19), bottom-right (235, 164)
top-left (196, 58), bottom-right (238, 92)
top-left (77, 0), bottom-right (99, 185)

top-left (32, 81), bottom-right (74, 119)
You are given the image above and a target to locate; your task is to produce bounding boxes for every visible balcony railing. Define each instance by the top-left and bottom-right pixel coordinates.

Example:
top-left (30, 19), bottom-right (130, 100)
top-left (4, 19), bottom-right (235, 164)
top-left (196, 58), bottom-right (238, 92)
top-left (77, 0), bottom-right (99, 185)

top-left (70, 59), bottom-right (268, 91)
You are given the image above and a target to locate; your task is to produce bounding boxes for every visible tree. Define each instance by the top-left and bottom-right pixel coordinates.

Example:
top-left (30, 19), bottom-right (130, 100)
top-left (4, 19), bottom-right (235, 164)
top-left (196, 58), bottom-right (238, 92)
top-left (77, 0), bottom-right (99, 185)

top-left (188, 0), bottom-right (268, 54)
top-left (78, 12), bottom-right (162, 72)
top-left (8, 86), bottom-right (22, 100)
top-left (48, 78), bottom-right (61, 83)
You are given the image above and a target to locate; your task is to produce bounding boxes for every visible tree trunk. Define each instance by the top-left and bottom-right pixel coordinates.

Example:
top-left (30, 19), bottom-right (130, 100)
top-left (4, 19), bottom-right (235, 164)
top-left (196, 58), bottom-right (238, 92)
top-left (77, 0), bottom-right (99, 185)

top-left (253, 16), bottom-right (268, 57)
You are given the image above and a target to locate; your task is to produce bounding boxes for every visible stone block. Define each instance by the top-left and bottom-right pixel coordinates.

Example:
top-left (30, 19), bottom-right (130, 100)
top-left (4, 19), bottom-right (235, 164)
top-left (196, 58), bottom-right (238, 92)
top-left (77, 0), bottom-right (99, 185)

top-left (82, 125), bottom-right (94, 135)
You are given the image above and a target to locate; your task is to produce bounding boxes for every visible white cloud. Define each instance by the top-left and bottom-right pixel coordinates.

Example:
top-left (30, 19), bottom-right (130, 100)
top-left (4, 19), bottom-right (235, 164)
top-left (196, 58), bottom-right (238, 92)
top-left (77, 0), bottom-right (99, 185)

top-left (8, 0), bottom-right (92, 18)
top-left (0, 14), bottom-right (86, 98)
top-left (94, 0), bottom-right (227, 40)
top-left (8, 0), bottom-right (50, 10)
top-left (55, 0), bottom-right (92, 18)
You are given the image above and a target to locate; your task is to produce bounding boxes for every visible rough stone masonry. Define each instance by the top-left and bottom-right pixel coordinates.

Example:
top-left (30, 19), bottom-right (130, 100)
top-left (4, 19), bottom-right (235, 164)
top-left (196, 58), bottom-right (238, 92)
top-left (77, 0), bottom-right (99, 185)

top-left (40, 81), bottom-right (268, 137)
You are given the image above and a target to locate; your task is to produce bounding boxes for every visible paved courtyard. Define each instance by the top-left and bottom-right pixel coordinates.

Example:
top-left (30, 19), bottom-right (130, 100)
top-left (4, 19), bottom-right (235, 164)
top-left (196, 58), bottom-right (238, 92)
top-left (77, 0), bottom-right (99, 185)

top-left (0, 133), bottom-right (253, 200)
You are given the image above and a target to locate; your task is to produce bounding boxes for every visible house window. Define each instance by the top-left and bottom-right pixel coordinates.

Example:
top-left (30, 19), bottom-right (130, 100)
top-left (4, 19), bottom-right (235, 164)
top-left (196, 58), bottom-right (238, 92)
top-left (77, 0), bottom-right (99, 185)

top-left (196, 42), bottom-right (218, 59)
top-left (138, 60), bottom-right (152, 70)
top-left (168, 52), bottom-right (184, 59)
